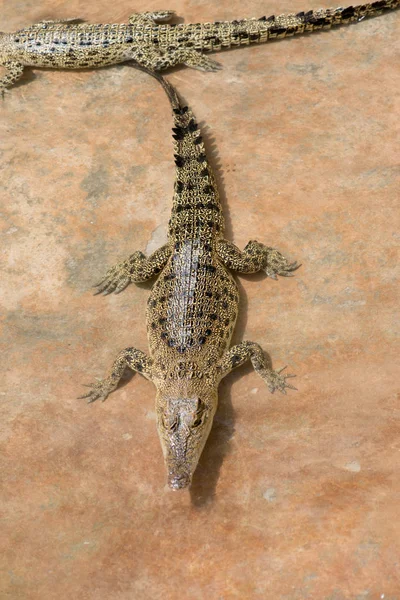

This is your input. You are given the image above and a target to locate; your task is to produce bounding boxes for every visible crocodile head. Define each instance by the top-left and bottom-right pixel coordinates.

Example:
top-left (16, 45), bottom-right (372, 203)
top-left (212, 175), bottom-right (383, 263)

top-left (156, 384), bottom-right (217, 490)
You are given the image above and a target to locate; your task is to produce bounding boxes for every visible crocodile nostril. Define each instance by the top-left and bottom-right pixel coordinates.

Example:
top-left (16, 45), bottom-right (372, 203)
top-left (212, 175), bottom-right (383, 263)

top-left (168, 473), bottom-right (191, 490)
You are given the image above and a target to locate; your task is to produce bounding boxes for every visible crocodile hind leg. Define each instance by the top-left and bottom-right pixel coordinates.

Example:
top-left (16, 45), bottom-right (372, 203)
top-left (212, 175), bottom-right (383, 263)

top-left (129, 11), bottom-right (175, 24)
top-left (216, 239), bottom-right (300, 280)
top-left (217, 342), bottom-right (296, 394)
top-left (133, 47), bottom-right (221, 72)
top-left (94, 243), bottom-right (172, 295)
top-left (79, 347), bottom-right (153, 402)
top-left (0, 61), bottom-right (24, 95)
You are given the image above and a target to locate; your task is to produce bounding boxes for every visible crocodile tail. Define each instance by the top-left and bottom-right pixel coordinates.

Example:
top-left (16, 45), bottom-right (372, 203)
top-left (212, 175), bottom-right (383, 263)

top-left (183, 1), bottom-right (399, 51)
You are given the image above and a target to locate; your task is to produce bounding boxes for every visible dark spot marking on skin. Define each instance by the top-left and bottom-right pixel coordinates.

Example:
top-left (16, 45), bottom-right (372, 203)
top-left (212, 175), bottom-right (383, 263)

top-left (231, 355), bottom-right (241, 366)
top-left (174, 155), bottom-right (185, 167)
top-left (341, 6), bottom-right (355, 18)
top-left (188, 120), bottom-right (198, 132)
top-left (205, 291), bottom-right (212, 298)
top-left (203, 185), bottom-right (214, 194)
top-left (210, 314), bottom-right (218, 321)
top-left (222, 301), bottom-right (228, 309)
top-left (161, 332), bottom-right (168, 340)
top-left (201, 168), bottom-right (209, 177)
top-left (199, 336), bottom-right (206, 345)
top-left (159, 317), bottom-right (167, 324)
top-left (177, 346), bottom-right (186, 354)
top-left (224, 318), bottom-right (230, 326)
top-left (269, 27), bottom-right (286, 35)
top-left (136, 363), bottom-right (143, 372)
top-left (160, 296), bottom-right (166, 303)
top-left (205, 329), bottom-right (212, 336)
top-left (207, 220), bottom-right (214, 228)
top-left (204, 243), bottom-right (212, 252)
top-left (194, 136), bottom-right (203, 145)
top-left (168, 339), bottom-right (175, 347)
top-left (172, 126), bottom-right (186, 140)
top-left (151, 322), bottom-right (156, 329)
top-left (205, 265), bottom-right (216, 273)
top-left (197, 153), bottom-right (207, 163)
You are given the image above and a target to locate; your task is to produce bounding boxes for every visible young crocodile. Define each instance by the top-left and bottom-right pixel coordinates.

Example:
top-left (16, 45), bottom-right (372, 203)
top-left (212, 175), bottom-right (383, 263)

top-left (1, 2), bottom-right (398, 94)
top-left (80, 70), bottom-right (300, 490)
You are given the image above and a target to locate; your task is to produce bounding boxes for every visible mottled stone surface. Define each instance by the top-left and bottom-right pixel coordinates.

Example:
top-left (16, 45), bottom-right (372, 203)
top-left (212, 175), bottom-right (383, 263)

top-left (1, 2), bottom-right (399, 598)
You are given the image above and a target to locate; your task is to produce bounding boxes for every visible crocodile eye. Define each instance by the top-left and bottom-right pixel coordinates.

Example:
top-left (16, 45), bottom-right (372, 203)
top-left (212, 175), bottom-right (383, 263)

top-left (192, 399), bottom-right (206, 428)
top-left (162, 414), bottom-right (179, 432)
top-left (192, 415), bottom-right (203, 428)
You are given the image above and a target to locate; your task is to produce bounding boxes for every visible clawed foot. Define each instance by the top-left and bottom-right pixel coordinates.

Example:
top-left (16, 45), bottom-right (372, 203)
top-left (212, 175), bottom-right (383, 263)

top-left (94, 252), bottom-right (143, 295)
top-left (264, 366), bottom-right (297, 394)
top-left (78, 379), bottom-right (115, 403)
top-left (192, 55), bottom-right (222, 72)
top-left (265, 249), bottom-right (300, 280)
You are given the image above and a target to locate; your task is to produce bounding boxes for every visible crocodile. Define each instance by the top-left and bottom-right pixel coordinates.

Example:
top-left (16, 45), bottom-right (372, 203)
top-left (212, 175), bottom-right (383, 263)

top-left (1, 2), bottom-right (399, 94)
top-left (79, 69), bottom-right (300, 490)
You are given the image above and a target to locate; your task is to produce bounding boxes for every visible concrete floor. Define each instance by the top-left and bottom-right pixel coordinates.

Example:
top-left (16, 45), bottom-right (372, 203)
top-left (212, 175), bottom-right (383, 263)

top-left (1, 1), bottom-right (399, 598)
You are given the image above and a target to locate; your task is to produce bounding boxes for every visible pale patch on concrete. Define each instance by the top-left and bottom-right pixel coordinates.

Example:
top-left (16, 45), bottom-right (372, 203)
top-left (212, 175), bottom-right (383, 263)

top-left (145, 410), bottom-right (157, 421)
top-left (263, 487), bottom-right (277, 502)
top-left (145, 224), bottom-right (168, 255)
top-left (344, 461), bottom-right (361, 473)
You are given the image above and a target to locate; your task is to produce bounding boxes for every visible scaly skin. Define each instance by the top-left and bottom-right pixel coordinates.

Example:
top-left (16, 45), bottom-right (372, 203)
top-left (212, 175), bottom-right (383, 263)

top-left (80, 70), bottom-right (300, 490)
top-left (1, 2), bottom-right (399, 94)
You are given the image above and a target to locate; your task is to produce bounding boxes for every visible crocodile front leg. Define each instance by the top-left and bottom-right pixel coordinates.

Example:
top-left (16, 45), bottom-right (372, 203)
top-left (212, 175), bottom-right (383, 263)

top-left (216, 239), bottom-right (300, 279)
top-left (79, 347), bottom-right (153, 402)
top-left (0, 61), bottom-right (24, 95)
top-left (34, 18), bottom-right (84, 25)
top-left (217, 341), bottom-right (296, 394)
top-left (94, 243), bottom-right (172, 295)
